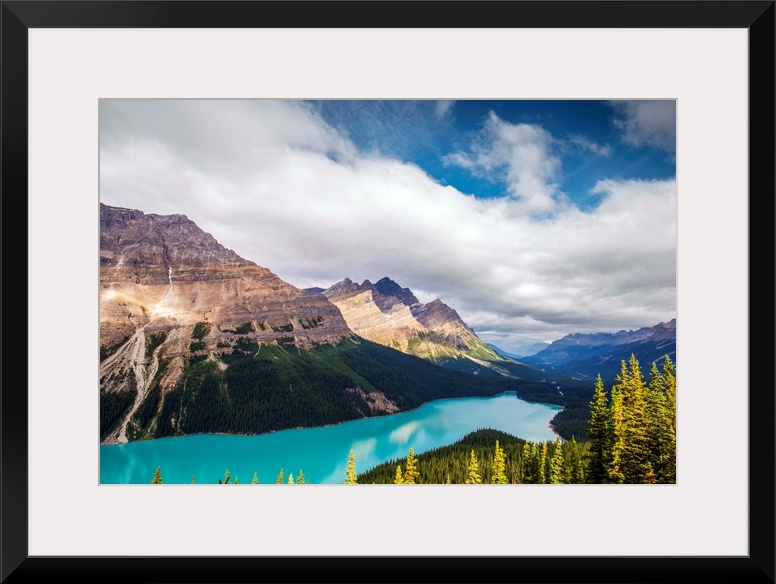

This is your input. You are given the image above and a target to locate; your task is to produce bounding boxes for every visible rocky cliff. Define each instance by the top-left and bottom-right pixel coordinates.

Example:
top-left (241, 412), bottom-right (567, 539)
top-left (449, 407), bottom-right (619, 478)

top-left (322, 277), bottom-right (507, 371)
top-left (99, 203), bottom-right (560, 446)
top-left (100, 204), bottom-right (351, 350)
top-left (99, 203), bottom-right (353, 443)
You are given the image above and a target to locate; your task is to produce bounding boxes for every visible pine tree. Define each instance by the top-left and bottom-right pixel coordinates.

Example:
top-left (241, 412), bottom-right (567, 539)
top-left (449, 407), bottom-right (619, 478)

top-left (465, 450), bottom-right (482, 484)
top-left (344, 450), bottom-right (358, 484)
top-left (538, 442), bottom-right (547, 484)
top-left (403, 448), bottom-right (419, 484)
top-left (276, 468), bottom-right (284, 484)
top-left (191, 475), bottom-right (196, 484)
top-left (394, 465), bottom-right (404, 485)
top-left (252, 472), bottom-right (259, 484)
top-left (549, 436), bottom-right (564, 484)
top-left (661, 356), bottom-right (677, 483)
top-left (218, 469), bottom-right (231, 484)
top-left (569, 437), bottom-right (585, 484)
top-left (492, 440), bottom-right (508, 484)
top-left (151, 466), bottom-right (163, 484)
top-left (586, 374), bottom-right (611, 483)
top-left (297, 470), bottom-right (306, 484)
top-left (521, 442), bottom-right (533, 483)
top-left (446, 473), bottom-right (452, 484)
top-left (234, 476), bottom-right (239, 484)
top-left (646, 361), bottom-right (670, 481)
top-left (620, 354), bottom-right (653, 483)
top-left (288, 473), bottom-right (295, 485)
top-left (608, 380), bottom-right (626, 484)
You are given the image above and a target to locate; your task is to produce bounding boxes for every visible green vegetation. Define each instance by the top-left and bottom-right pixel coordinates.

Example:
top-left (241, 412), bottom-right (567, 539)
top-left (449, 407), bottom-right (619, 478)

top-left (100, 388), bottom-right (135, 441)
top-left (144, 332), bottom-right (167, 358)
top-left (276, 336), bottom-right (296, 350)
top-left (464, 450), bottom-right (482, 484)
top-left (300, 317), bottom-right (324, 330)
top-left (464, 340), bottom-right (502, 362)
top-left (270, 323), bottom-right (294, 333)
top-left (231, 337), bottom-right (259, 355)
top-left (235, 322), bottom-right (254, 334)
top-left (151, 338), bottom-right (557, 439)
top-left (492, 440), bottom-right (508, 484)
top-left (223, 322), bottom-right (255, 335)
top-left (188, 321), bottom-right (211, 352)
top-left (192, 321), bottom-right (211, 340)
top-left (141, 356), bottom-right (673, 485)
top-left (357, 429), bottom-right (589, 484)
top-left (125, 358), bottom-right (169, 441)
top-left (100, 335), bottom-right (130, 362)
top-left (403, 448), bottom-right (419, 484)
top-left (153, 466), bottom-right (311, 485)
top-left (344, 450), bottom-right (357, 484)
top-left (586, 355), bottom-right (676, 484)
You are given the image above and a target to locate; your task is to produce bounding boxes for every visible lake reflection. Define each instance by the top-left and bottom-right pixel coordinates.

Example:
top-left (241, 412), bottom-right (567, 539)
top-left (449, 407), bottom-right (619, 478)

top-left (100, 392), bottom-right (562, 484)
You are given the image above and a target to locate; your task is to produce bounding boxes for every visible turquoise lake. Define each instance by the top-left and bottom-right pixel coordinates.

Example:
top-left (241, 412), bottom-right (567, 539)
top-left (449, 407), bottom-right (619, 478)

top-left (100, 392), bottom-right (562, 484)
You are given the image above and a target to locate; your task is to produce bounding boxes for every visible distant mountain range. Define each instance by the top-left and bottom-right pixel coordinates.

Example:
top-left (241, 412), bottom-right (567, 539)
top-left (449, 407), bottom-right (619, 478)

top-left (488, 342), bottom-right (549, 359)
top-left (520, 320), bottom-right (677, 381)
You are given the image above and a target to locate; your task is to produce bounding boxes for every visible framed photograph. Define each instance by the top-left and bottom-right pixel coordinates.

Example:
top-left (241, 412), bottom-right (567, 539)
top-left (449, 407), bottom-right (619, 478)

top-left (3, 1), bottom-right (773, 583)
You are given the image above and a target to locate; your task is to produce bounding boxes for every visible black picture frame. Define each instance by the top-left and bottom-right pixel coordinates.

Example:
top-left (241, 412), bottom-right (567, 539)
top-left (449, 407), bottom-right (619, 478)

top-left (2, 2), bottom-right (773, 583)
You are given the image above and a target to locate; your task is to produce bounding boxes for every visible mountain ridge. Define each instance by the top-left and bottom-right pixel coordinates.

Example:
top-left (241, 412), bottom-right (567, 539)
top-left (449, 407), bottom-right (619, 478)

top-left (521, 319), bottom-right (676, 380)
top-left (320, 276), bottom-right (527, 376)
top-left (99, 203), bottom-right (565, 445)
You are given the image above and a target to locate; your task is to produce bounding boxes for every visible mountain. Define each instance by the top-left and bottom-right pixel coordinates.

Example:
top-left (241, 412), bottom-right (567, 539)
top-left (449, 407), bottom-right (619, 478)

top-left (100, 204), bottom-right (353, 351)
top-left (99, 203), bottom-right (560, 445)
top-left (488, 342), bottom-right (549, 359)
top-left (521, 320), bottom-right (677, 381)
top-left (321, 277), bottom-right (549, 380)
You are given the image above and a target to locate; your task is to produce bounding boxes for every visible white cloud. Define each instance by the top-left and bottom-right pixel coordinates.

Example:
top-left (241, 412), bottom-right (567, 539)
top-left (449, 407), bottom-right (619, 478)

top-left (609, 100), bottom-right (676, 154)
top-left (434, 100), bottom-right (455, 119)
top-left (442, 112), bottom-right (562, 215)
top-left (569, 134), bottom-right (612, 157)
top-left (100, 100), bottom-right (676, 352)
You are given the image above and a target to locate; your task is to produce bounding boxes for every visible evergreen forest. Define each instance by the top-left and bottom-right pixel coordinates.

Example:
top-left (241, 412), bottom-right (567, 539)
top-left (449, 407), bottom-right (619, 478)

top-left (148, 355), bottom-right (675, 485)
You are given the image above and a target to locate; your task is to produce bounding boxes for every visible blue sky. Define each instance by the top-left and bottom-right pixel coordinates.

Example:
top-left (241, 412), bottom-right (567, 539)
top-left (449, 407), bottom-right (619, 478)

top-left (100, 99), bottom-right (677, 351)
top-left (313, 100), bottom-right (675, 210)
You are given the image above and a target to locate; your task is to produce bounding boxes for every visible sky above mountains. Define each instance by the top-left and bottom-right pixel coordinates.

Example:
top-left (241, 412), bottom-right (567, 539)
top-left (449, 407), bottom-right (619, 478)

top-left (99, 99), bottom-right (676, 352)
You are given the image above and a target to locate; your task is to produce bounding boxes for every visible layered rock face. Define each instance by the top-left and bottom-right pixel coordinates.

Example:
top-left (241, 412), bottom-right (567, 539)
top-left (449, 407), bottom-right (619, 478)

top-left (323, 277), bottom-right (500, 364)
top-left (99, 203), bottom-right (354, 443)
top-left (323, 278), bottom-right (425, 350)
top-left (100, 203), bottom-right (352, 351)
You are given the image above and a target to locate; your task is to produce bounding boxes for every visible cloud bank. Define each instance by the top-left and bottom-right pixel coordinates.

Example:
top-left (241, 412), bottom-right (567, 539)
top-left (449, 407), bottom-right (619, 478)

top-left (609, 99), bottom-right (676, 155)
top-left (100, 100), bottom-right (676, 351)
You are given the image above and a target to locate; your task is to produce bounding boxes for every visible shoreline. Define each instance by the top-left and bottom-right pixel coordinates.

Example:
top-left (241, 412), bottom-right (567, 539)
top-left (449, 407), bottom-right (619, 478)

top-left (101, 390), bottom-right (564, 447)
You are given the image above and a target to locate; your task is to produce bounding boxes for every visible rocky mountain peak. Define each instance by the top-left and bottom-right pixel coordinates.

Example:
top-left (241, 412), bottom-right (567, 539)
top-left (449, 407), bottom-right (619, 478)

top-left (322, 275), bottom-right (493, 361)
top-left (373, 277), bottom-right (421, 307)
top-left (323, 278), bottom-right (363, 300)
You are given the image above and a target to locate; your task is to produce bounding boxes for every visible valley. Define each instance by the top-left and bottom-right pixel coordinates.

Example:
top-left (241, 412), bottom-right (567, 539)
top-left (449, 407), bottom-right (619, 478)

top-left (99, 203), bottom-right (578, 445)
top-left (99, 202), bottom-right (675, 476)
